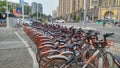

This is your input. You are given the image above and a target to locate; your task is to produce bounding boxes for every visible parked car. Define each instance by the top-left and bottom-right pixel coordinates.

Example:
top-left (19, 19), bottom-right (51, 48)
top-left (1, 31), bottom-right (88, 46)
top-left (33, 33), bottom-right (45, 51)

top-left (96, 19), bottom-right (115, 24)
top-left (24, 20), bottom-right (33, 26)
top-left (96, 20), bottom-right (104, 24)
top-left (56, 19), bottom-right (65, 23)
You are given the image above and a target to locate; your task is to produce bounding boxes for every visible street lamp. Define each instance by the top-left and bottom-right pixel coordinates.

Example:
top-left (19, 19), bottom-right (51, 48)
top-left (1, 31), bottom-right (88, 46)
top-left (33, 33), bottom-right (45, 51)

top-left (109, 0), bottom-right (112, 26)
top-left (83, 0), bottom-right (87, 28)
top-left (22, 1), bottom-right (24, 22)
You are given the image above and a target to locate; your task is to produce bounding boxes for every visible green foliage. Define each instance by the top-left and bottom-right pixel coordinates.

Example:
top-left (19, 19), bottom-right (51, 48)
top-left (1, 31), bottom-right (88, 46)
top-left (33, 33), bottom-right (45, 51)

top-left (0, 1), bottom-right (6, 12)
top-left (24, 5), bottom-right (31, 15)
top-left (74, 16), bottom-right (80, 23)
top-left (0, 1), bottom-right (6, 6)
top-left (56, 16), bottom-right (63, 20)
top-left (0, 8), bottom-right (5, 12)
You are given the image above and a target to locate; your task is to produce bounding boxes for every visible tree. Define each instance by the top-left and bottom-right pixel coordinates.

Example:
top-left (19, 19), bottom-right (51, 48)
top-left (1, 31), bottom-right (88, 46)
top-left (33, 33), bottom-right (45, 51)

top-left (0, 8), bottom-right (5, 12)
top-left (0, 1), bottom-right (6, 6)
top-left (0, 1), bottom-right (6, 12)
top-left (71, 12), bottom-right (76, 22)
top-left (75, 16), bottom-right (80, 23)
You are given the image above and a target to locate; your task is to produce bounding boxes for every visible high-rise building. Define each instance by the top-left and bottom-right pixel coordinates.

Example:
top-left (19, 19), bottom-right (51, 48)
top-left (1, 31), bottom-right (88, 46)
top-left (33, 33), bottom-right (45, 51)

top-left (31, 2), bottom-right (43, 15)
top-left (65, 0), bottom-right (70, 14)
top-left (86, 0), bottom-right (90, 10)
top-left (56, 6), bottom-right (59, 17)
top-left (101, 0), bottom-right (120, 7)
top-left (52, 10), bottom-right (57, 18)
top-left (58, 0), bottom-right (63, 16)
top-left (57, 0), bottom-right (120, 20)
top-left (80, 0), bottom-right (84, 9)
top-left (70, 0), bottom-right (75, 13)
top-left (58, 0), bottom-right (91, 17)
top-left (90, 0), bottom-right (97, 9)
top-left (75, 0), bottom-right (90, 11)
top-left (75, 0), bottom-right (80, 12)
top-left (58, 0), bottom-right (75, 17)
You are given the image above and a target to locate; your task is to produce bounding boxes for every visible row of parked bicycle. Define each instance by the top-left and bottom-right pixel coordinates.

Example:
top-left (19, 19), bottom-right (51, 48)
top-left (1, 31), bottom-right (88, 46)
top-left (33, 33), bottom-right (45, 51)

top-left (23, 23), bottom-right (120, 68)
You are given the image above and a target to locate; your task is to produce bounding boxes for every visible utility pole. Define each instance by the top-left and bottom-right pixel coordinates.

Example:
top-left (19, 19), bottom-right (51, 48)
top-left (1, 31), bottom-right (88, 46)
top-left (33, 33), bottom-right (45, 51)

top-left (37, 3), bottom-right (38, 19)
top-left (109, 0), bottom-right (112, 26)
top-left (6, 0), bottom-right (9, 28)
top-left (83, 0), bottom-right (87, 28)
top-left (22, 0), bottom-right (24, 22)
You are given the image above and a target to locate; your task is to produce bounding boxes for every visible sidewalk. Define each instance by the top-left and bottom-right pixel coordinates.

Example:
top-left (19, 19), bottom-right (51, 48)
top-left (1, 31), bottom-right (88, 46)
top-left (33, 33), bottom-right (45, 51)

top-left (0, 27), bottom-right (35, 68)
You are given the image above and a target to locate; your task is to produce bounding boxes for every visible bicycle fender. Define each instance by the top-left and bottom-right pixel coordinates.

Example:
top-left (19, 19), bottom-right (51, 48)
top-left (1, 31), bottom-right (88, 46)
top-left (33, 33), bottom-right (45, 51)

top-left (60, 51), bottom-right (73, 55)
top-left (38, 45), bottom-right (54, 49)
top-left (41, 42), bottom-right (54, 45)
top-left (48, 55), bottom-right (68, 60)
top-left (42, 50), bottom-right (60, 55)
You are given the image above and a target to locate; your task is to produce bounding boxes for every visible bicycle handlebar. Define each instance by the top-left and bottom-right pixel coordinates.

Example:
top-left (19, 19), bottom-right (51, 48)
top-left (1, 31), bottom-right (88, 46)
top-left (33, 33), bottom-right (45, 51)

top-left (103, 33), bottom-right (114, 41)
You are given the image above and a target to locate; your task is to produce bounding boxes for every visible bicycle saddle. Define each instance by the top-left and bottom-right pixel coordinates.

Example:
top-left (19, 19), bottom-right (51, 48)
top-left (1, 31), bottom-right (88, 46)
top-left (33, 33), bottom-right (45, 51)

top-left (64, 42), bottom-right (82, 49)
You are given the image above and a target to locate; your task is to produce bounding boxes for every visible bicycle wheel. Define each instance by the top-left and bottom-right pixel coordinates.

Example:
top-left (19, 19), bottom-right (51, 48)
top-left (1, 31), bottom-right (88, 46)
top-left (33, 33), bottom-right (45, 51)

top-left (95, 52), bottom-right (114, 68)
top-left (105, 52), bottom-right (114, 68)
top-left (39, 54), bottom-right (50, 68)
top-left (97, 57), bottom-right (104, 68)
top-left (43, 58), bottom-right (72, 68)
top-left (39, 51), bottom-right (60, 68)
top-left (36, 46), bottom-right (53, 62)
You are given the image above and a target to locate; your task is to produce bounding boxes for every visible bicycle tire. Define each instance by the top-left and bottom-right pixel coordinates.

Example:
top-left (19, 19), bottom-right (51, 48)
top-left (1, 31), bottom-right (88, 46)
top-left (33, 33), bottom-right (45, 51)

top-left (43, 58), bottom-right (72, 68)
top-left (39, 51), bottom-right (60, 68)
top-left (95, 52), bottom-right (114, 68)
top-left (36, 47), bottom-right (53, 62)
top-left (105, 52), bottom-right (114, 68)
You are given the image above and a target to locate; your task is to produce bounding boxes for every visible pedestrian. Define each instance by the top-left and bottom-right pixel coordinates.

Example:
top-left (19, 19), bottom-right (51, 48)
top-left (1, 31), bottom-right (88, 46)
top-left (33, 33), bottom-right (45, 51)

top-left (114, 22), bottom-right (118, 26)
top-left (17, 19), bottom-right (20, 25)
top-left (86, 16), bottom-right (89, 23)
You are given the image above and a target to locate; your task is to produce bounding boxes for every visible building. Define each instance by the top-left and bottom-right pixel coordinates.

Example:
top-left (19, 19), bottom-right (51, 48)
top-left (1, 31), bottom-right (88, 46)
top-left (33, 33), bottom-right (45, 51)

top-left (57, 0), bottom-right (120, 22)
top-left (99, 0), bottom-right (120, 20)
top-left (31, 2), bottom-right (43, 15)
top-left (58, 0), bottom-right (62, 17)
top-left (57, 0), bottom-right (91, 17)
top-left (58, 0), bottom-right (74, 17)
top-left (69, 0), bottom-right (75, 14)
top-left (90, 0), bottom-right (96, 9)
top-left (52, 10), bottom-right (57, 18)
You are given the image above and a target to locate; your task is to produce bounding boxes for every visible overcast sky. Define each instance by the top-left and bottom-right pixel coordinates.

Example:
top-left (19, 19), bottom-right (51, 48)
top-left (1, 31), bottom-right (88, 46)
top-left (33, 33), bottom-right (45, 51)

top-left (8, 0), bottom-right (59, 15)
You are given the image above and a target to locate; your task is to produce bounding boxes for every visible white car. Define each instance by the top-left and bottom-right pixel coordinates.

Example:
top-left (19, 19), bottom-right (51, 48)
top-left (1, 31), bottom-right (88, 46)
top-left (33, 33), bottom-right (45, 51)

top-left (24, 20), bottom-right (33, 26)
top-left (56, 20), bottom-right (64, 23)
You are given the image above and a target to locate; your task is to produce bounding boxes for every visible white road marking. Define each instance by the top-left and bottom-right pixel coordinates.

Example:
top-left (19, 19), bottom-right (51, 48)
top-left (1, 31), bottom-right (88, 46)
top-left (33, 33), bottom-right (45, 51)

top-left (15, 32), bottom-right (38, 68)
top-left (0, 41), bottom-right (26, 43)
